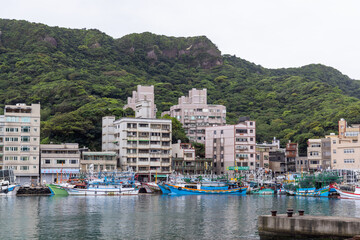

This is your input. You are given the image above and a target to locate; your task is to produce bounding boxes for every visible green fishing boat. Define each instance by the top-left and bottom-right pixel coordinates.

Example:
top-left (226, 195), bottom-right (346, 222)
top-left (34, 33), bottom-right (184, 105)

top-left (47, 184), bottom-right (69, 196)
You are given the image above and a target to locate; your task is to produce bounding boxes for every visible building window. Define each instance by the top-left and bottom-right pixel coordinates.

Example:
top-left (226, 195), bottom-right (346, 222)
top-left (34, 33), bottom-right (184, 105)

top-left (333, 159), bottom-right (336, 164)
top-left (6, 128), bottom-right (18, 132)
top-left (250, 138), bottom-right (253, 141)
top-left (57, 159), bottom-right (66, 164)
top-left (214, 130), bottom-right (216, 134)
top-left (21, 117), bottom-right (31, 123)
top-left (20, 166), bottom-right (29, 170)
top-left (344, 149), bottom-right (355, 154)
top-left (5, 137), bottom-right (18, 142)
top-left (5, 147), bottom-right (18, 151)
top-left (45, 159), bottom-right (51, 164)
top-left (236, 129), bottom-right (247, 134)
top-left (333, 140), bottom-right (336, 144)
top-left (333, 149), bottom-right (336, 154)
top-left (221, 130), bottom-right (223, 134)
top-left (21, 146), bottom-right (30, 152)
top-left (5, 156), bottom-right (18, 161)
top-left (70, 160), bottom-right (78, 164)
top-left (21, 136), bottom-right (30, 142)
top-left (344, 159), bottom-right (355, 163)
top-left (250, 122), bottom-right (253, 126)
top-left (250, 130), bottom-right (253, 133)
top-left (6, 117), bottom-right (19, 122)
top-left (21, 126), bottom-right (30, 132)
top-left (20, 156), bottom-right (29, 161)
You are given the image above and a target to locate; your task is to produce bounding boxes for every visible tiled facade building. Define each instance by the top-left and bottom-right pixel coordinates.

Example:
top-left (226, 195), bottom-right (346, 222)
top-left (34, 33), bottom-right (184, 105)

top-left (102, 117), bottom-right (172, 179)
top-left (205, 119), bottom-right (256, 173)
top-left (166, 88), bottom-right (226, 144)
top-left (0, 103), bottom-right (40, 184)
top-left (307, 138), bottom-right (331, 171)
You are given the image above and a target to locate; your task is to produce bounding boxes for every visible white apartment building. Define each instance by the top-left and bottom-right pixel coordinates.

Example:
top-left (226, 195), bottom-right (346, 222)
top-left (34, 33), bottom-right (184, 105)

top-left (166, 88), bottom-right (226, 144)
top-left (102, 117), bottom-right (172, 180)
top-left (40, 143), bottom-right (80, 183)
top-left (205, 119), bottom-right (256, 173)
top-left (0, 103), bottom-right (40, 184)
top-left (124, 85), bottom-right (157, 118)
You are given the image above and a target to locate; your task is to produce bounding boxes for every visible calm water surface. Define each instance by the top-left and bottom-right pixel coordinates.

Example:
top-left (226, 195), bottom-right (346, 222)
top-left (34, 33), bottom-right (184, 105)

top-left (1, 195), bottom-right (360, 239)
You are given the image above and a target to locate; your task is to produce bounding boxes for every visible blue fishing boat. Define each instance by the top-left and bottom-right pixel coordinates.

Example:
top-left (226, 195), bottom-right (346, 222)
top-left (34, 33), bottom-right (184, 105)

top-left (294, 186), bottom-right (330, 197)
top-left (164, 183), bottom-right (247, 195)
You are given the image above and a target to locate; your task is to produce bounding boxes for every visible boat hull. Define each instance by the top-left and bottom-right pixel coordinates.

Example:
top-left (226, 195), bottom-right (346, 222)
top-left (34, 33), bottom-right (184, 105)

top-left (295, 186), bottom-right (329, 197)
top-left (334, 187), bottom-right (360, 199)
top-left (66, 187), bottom-right (139, 196)
top-left (158, 184), bottom-right (171, 194)
top-left (165, 184), bottom-right (247, 195)
top-left (47, 184), bottom-right (69, 196)
top-left (0, 185), bottom-right (20, 196)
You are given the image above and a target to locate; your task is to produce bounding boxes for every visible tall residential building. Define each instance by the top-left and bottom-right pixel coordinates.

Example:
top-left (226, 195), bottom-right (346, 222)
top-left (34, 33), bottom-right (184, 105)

top-left (205, 119), bottom-right (256, 174)
top-left (102, 117), bottom-right (172, 181)
top-left (328, 118), bottom-right (360, 170)
top-left (40, 143), bottom-right (80, 183)
top-left (124, 85), bottom-right (157, 118)
top-left (167, 88), bottom-right (226, 144)
top-left (307, 138), bottom-right (331, 171)
top-left (0, 103), bottom-right (40, 184)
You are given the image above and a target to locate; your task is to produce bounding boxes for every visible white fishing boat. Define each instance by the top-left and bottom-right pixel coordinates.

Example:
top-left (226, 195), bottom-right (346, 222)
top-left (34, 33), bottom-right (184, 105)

top-left (333, 185), bottom-right (360, 199)
top-left (0, 170), bottom-right (20, 196)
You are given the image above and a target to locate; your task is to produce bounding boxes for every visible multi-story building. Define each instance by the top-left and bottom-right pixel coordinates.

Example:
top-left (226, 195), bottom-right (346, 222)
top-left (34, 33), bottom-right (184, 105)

top-left (102, 117), bottom-right (172, 181)
top-left (285, 142), bottom-right (298, 172)
top-left (307, 138), bottom-right (332, 171)
top-left (269, 150), bottom-right (286, 174)
top-left (40, 143), bottom-right (80, 183)
top-left (172, 141), bottom-right (213, 175)
top-left (256, 137), bottom-right (280, 170)
top-left (80, 151), bottom-right (117, 172)
top-left (166, 88), bottom-right (226, 144)
top-left (124, 85), bottom-right (157, 118)
top-left (295, 156), bottom-right (309, 172)
top-left (0, 103), bottom-right (40, 184)
top-left (328, 119), bottom-right (360, 170)
top-left (205, 119), bottom-right (256, 174)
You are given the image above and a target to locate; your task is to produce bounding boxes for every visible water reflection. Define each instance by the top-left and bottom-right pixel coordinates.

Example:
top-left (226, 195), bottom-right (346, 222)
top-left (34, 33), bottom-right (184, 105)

top-left (1, 195), bottom-right (360, 239)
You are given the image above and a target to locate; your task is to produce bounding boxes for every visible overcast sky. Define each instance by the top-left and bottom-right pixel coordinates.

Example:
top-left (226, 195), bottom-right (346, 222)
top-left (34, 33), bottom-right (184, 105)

top-left (2, 0), bottom-right (360, 79)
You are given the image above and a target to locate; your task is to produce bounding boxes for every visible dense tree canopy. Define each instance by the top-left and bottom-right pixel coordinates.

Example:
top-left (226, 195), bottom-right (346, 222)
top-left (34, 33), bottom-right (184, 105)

top-left (1, 19), bottom-right (360, 154)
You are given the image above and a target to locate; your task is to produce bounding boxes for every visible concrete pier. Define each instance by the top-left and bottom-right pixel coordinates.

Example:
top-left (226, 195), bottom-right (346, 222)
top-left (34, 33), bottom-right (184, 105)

top-left (258, 214), bottom-right (360, 239)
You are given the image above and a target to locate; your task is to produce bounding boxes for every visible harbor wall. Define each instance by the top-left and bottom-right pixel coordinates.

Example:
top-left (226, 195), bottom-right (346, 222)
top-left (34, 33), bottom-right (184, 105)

top-left (258, 214), bottom-right (360, 239)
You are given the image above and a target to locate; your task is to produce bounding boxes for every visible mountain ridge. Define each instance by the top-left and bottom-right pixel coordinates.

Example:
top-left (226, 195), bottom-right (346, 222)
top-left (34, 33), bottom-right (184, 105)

top-left (1, 18), bottom-right (360, 154)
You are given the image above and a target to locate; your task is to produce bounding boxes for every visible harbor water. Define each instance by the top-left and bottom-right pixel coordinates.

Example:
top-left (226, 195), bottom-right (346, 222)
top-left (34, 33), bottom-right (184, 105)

top-left (1, 195), bottom-right (360, 239)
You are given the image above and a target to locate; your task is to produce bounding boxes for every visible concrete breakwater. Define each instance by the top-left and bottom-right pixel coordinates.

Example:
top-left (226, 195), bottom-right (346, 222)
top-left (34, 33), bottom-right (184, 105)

top-left (258, 213), bottom-right (360, 239)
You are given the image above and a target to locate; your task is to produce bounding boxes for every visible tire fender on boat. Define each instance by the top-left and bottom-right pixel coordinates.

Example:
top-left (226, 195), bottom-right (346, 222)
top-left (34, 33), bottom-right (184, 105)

top-left (178, 187), bottom-right (182, 191)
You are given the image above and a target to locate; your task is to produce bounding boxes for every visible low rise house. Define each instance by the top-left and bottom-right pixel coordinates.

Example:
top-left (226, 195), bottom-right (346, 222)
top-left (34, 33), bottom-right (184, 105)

top-left (40, 143), bottom-right (80, 183)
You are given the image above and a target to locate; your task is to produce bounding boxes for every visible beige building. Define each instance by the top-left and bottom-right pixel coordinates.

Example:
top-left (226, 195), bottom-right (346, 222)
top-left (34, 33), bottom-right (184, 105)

top-left (165, 88), bottom-right (226, 144)
top-left (307, 138), bottom-right (331, 171)
top-left (80, 151), bottom-right (117, 172)
top-left (0, 103), bottom-right (40, 184)
top-left (102, 117), bottom-right (172, 181)
top-left (40, 143), bottom-right (80, 183)
top-left (205, 119), bottom-right (256, 173)
top-left (172, 141), bottom-right (213, 175)
top-left (124, 85), bottom-right (157, 118)
top-left (328, 119), bottom-right (360, 170)
top-left (256, 137), bottom-right (280, 170)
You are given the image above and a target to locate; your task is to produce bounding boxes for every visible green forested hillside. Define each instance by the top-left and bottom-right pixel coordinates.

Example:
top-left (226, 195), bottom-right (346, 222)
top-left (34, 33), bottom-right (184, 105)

top-left (1, 18), bottom-right (360, 154)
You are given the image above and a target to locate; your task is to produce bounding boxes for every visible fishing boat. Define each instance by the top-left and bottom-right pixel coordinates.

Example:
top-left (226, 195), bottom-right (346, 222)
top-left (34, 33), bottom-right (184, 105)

top-left (65, 172), bottom-right (139, 196)
top-left (333, 185), bottom-right (360, 199)
top-left (294, 186), bottom-right (330, 197)
top-left (47, 183), bottom-right (70, 196)
top-left (0, 170), bottom-right (20, 196)
top-left (251, 188), bottom-right (274, 195)
top-left (164, 183), bottom-right (247, 195)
